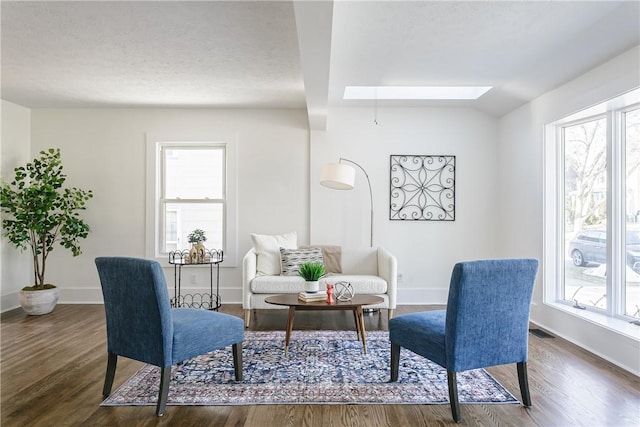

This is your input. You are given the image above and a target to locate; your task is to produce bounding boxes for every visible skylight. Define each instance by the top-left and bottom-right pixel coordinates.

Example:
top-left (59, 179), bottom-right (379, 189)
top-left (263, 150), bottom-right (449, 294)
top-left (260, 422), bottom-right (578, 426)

top-left (343, 86), bottom-right (492, 100)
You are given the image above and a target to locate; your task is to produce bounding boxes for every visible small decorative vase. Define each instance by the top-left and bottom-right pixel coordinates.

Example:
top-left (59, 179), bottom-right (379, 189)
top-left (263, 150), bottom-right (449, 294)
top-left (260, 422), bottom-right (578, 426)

top-left (196, 241), bottom-right (206, 262)
top-left (19, 287), bottom-right (60, 315)
top-left (189, 245), bottom-right (198, 263)
top-left (326, 283), bottom-right (334, 304)
top-left (305, 281), bottom-right (319, 293)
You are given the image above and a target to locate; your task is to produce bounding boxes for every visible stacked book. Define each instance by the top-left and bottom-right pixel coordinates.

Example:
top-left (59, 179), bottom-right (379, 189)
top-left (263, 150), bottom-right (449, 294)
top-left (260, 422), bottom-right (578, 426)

top-left (298, 291), bottom-right (327, 302)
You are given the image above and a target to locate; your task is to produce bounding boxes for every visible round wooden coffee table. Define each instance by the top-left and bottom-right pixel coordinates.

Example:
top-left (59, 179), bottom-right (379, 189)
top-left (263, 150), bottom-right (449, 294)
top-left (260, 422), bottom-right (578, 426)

top-left (264, 294), bottom-right (384, 355)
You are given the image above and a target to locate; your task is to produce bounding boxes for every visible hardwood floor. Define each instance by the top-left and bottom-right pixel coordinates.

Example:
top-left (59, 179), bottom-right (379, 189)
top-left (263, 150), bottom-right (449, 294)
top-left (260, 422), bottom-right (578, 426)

top-left (1, 304), bottom-right (638, 426)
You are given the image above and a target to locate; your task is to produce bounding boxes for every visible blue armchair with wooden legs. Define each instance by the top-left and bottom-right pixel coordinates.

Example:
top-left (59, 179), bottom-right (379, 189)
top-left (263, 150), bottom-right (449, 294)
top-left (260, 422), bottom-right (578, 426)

top-left (95, 257), bottom-right (244, 416)
top-left (390, 258), bottom-right (539, 423)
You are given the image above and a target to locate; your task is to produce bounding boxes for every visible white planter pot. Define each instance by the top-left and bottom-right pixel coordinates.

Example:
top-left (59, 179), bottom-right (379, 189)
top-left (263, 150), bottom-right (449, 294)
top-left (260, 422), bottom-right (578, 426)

top-left (305, 281), bottom-right (320, 293)
top-left (19, 287), bottom-right (60, 315)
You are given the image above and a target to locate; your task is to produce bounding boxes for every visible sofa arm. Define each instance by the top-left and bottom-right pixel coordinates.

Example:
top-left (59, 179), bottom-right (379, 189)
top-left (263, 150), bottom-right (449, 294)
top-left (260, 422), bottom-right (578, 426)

top-left (377, 247), bottom-right (397, 309)
top-left (242, 248), bottom-right (257, 309)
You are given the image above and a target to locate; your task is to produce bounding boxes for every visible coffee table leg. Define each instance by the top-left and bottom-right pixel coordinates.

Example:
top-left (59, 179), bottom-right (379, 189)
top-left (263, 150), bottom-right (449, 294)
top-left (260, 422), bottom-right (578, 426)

top-left (356, 307), bottom-right (367, 354)
top-left (352, 309), bottom-right (360, 339)
top-left (285, 306), bottom-right (296, 356)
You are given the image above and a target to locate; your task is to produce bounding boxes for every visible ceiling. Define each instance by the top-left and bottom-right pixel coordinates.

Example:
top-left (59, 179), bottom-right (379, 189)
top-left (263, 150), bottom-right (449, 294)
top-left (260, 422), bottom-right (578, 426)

top-left (2, 1), bottom-right (639, 129)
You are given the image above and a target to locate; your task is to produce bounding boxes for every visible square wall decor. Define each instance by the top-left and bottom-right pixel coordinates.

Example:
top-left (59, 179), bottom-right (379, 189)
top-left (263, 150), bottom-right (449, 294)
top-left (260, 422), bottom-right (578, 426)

top-left (390, 155), bottom-right (455, 221)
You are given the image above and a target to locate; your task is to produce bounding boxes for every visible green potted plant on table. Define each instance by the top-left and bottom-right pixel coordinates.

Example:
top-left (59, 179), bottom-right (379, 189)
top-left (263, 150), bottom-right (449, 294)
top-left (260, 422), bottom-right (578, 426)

top-left (298, 262), bottom-right (325, 293)
top-left (0, 148), bottom-right (93, 315)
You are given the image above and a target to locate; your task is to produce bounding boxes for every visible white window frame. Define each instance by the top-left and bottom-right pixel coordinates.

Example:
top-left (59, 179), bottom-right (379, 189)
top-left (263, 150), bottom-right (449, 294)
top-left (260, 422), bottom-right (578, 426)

top-left (544, 88), bottom-right (640, 339)
top-left (145, 134), bottom-right (238, 267)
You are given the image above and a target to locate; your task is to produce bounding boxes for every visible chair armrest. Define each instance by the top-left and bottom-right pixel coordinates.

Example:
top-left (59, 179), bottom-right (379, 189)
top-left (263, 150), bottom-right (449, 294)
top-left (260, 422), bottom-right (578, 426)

top-left (377, 247), bottom-right (397, 309)
top-left (242, 248), bottom-right (257, 309)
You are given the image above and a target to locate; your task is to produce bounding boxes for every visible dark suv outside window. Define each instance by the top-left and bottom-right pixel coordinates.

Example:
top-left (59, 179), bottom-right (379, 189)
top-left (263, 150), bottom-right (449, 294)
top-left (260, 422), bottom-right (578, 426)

top-left (569, 230), bottom-right (640, 272)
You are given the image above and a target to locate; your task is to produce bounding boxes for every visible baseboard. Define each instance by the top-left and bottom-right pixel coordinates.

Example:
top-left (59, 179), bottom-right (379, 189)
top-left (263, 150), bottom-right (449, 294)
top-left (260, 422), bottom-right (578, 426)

top-left (397, 287), bottom-right (448, 305)
top-left (1, 293), bottom-right (20, 313)
top-left (2, 287), bottom-right (445, 312)
top-left (1, 287), bottom-right (245, 312)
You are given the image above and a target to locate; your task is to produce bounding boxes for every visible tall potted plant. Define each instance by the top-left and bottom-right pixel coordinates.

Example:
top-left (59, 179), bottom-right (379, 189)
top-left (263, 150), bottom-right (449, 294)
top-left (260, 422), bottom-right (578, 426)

top-left (0, 148), bottom-right (93, 315)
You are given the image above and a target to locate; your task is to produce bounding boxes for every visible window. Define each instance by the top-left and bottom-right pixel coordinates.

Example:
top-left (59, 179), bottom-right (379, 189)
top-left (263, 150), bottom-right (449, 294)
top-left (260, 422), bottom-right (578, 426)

top-left (545, 88), bottom-right (640, 327)
top-left (563, 117), bottom-right (608, 310)
top-left (625, 108), bottom-right (640, 318)
top-left (162, 145), bottom-right (225, 253)
top-left (146, 137), bottom-right (237, 265)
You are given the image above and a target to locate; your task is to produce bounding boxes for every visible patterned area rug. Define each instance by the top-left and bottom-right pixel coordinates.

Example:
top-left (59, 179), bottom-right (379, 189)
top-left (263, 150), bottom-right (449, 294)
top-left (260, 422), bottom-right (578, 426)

top-left (102, 330), bottom-right (518, 406)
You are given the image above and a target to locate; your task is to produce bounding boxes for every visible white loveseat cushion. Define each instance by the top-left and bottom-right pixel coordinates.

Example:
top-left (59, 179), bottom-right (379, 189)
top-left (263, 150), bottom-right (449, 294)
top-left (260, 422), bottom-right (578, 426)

top-left (251, 274), bottom-right (387, 295)
top-left (320, 275), bottom-right (388, 294)
top-left (251, 275), bottom-right (306, 293)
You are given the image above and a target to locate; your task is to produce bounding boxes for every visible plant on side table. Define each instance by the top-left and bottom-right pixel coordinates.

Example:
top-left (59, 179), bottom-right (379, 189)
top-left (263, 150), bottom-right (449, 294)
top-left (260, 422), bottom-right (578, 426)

top-left (0, 148), bottom-right (93, 315)
top-left (187, 228), bottom-right (207, 262)
top-left (298, 262), bottom-right (325, 293)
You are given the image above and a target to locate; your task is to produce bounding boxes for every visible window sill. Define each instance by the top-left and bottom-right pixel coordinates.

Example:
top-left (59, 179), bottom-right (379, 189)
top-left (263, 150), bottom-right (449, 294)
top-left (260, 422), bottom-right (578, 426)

top-left (546, 301), bottom-right (640, 341)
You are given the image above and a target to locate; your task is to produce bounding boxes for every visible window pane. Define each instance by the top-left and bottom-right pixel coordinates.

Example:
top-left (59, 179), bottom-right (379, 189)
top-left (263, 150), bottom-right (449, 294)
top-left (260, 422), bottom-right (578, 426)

top-left (163, 202), bottom-right (224, 252)
top-left (164, 148), bottom-right (224, 199)
top-left (165, 210), bottom-right (178, 252)
top-left (564, 118), bottom-right (607, 310)
top-left (625, 108), bottom-right (640, 319)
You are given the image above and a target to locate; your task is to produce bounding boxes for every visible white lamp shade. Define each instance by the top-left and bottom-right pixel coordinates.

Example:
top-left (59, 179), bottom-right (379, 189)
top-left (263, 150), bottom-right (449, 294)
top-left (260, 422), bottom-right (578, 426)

top-left (320, 163), bottom-right (355, 190)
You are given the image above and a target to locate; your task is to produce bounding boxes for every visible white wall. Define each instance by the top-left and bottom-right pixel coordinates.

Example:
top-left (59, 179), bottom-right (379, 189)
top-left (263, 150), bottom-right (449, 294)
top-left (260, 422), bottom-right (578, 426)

top-left (498, 46), bottom-right (640, 374)
top-left (16, 108), bottom-right (309, 306)
top-left (0, 100), bottom-right (32, 311)
top-left (311, 107), bottom-right (500, 304)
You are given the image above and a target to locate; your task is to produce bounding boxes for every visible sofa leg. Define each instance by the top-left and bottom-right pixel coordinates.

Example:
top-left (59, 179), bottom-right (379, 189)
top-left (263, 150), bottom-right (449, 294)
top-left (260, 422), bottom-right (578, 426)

top-left (388, 309), bottom-right (394, 321)
top-left (244, 309), bottom-right (251, 328)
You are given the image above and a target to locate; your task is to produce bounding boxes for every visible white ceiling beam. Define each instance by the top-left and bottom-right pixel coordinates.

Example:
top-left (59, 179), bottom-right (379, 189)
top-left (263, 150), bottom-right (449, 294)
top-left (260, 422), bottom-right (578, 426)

top-left (293, 0), bottom-right (333, 131)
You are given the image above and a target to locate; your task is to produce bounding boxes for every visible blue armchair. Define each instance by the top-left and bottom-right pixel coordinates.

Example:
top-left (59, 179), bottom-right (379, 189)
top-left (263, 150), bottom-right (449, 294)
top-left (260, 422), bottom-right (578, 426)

top-left (95, 257), bottom-right (244, 416)
top-left (390, 258), bottom-right (539, 422)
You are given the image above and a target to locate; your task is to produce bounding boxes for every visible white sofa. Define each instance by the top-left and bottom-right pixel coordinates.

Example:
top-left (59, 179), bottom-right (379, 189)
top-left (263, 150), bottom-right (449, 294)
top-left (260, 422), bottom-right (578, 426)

top-left (242, 246), bottom-right (397, 327)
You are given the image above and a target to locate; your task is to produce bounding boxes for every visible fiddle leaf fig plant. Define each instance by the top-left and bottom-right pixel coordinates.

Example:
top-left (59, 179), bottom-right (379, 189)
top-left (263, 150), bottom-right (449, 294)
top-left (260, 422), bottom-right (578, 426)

top-left (0, 148), bottom-right (93, 290)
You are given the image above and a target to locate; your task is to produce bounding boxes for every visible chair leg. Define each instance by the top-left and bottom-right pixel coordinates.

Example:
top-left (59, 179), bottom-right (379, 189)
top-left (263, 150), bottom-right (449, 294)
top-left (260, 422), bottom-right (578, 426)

top-left (447, 370), bottom-right (461, 423)
top-left (517, 361), bottom-right (532, 407)
top-left (390, 343), bottom-right (400, 382)
top-left (244, 309), bottom-right (251, 328)
top-left (156, 367), bottom-right (171, 416)
top-left (102, 353), bottom-right (117, 397)
top-left (233, 342), bottom-right (243, 381)
top-left (388, 309), bottom-right (394, 321)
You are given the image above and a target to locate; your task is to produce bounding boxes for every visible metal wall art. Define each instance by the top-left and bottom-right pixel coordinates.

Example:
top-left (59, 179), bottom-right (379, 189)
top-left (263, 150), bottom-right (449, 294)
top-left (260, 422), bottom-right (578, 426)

top-left (390, 155), bottom-right (456, 221)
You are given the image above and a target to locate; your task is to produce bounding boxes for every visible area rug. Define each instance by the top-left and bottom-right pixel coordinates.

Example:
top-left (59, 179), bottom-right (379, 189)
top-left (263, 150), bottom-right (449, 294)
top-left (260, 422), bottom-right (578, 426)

top-left (101, 330), bottom-right (518, 406)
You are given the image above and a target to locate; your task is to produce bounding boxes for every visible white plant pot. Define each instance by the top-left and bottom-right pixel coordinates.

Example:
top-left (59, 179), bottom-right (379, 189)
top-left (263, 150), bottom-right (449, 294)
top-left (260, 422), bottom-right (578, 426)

top-left (305, 281), bottom-right (320, 293)
top-left (19, 287), bottom-right (60, 315)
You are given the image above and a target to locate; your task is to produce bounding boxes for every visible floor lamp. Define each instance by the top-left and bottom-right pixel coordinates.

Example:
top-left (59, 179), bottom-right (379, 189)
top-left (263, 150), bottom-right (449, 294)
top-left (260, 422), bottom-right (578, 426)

top-left (320, 158), bottom-right (373, 248)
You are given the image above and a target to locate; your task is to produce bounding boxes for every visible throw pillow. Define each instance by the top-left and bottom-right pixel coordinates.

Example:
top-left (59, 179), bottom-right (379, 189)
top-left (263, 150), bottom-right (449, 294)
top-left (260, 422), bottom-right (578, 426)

top-left (280, 248), bottom-right (324, 276)
top-left (299, 245), bottom-right (342, 274)
top-left (251, 231), bottom-right (297, 276)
